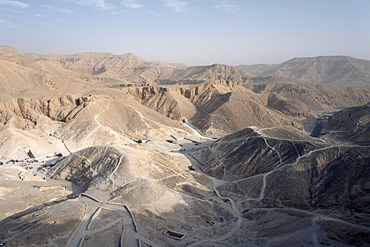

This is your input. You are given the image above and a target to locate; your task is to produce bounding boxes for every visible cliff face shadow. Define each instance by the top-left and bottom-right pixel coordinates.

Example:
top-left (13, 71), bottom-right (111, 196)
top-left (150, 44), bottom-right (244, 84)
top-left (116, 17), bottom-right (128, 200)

top-left (155, 126), bottom-right (370, 246)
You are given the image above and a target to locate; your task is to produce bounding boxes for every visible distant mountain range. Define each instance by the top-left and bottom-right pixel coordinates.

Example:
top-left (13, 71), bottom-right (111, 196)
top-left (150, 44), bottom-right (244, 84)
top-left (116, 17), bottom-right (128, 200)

top-left (3, 45), bottom-right (370, 87)
top-left (1, 45), bottom-right (370, 135)
top-left (237, 56), bottom-right (370, 86)
top-left (26, 50), bottom-right (255, 85)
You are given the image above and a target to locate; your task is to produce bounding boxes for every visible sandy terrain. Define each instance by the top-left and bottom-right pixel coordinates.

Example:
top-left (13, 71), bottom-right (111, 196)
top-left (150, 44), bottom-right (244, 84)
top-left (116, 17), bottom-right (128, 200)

top-left (1, 45), bottom-right (370, 246)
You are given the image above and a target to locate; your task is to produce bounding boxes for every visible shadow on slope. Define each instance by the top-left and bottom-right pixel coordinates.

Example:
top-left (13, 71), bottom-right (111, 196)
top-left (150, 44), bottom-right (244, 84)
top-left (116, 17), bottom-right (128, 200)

top-left (324, 103), bottom-right (370, 144)
top-left (190, 126), bottom-right (370, 246)
top-left (123, 81), bottom-right (305, 138)
top-left (0, 200), bottom-right (85, 246)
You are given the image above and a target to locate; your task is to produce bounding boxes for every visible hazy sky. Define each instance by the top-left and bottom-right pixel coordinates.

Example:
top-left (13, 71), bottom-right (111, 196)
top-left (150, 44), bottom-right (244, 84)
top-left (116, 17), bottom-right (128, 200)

top-left (0, 0), bottom-right (369, 65)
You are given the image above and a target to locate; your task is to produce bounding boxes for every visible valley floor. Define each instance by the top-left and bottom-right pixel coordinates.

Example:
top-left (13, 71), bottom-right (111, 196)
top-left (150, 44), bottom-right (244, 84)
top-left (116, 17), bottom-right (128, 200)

top-left (1, 113), bottom-right (370, 247)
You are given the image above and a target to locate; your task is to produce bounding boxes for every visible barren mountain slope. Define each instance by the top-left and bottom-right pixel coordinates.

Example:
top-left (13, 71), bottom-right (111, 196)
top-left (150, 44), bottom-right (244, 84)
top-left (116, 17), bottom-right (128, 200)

top-left (0, 59), bottom-right (106, 102)
top-left (54, 95), bottom-right (192, 151)
top-left (192, 126), bottom-right (370, 246)
top-left (247, 76), bottom-right (370, 111)
top-left (324, 103), bottom-right (370, 144)
top-left (238, 56), bottom-right (370, 86)
top-left (27, 52), bottom-right (185, 84)
top-left (123, 81), bottom-right (304, 137)
top-left (0, 45), bottom-right (80, 77)
top-left (190, 91), bottom-right (304, 137)
top-left (27, 50), bottom-right (255, 85)
top-left (0, 199), bottom-right (85, 247)
top-left (267, 92), bottom-right (316, 118)
top-left (47, 145), bottom-right (237, 246)
top-left (0, 93), bottom-right (192, 154)
top-left (157, 63), bottom-right (255, 85)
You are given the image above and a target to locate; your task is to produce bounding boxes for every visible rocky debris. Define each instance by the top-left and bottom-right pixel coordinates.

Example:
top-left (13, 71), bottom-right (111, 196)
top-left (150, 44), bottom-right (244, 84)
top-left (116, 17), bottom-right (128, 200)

top-left (231, 208), bottom-right (367, 247)
top-left (48, 146), bottom-right (125, 190)
top-left (196, 127), bottom-right (370, 210)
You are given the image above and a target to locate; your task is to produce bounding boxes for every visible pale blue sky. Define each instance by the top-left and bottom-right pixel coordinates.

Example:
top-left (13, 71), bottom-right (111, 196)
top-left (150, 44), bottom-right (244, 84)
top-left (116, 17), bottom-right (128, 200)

top-left (0, 0), bottom-right (369, 65)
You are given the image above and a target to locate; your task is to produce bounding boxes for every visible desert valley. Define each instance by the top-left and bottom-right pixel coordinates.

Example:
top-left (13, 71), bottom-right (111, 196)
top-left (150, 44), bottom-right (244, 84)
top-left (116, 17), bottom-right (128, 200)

top-left (0, 45), bottom-right (370, 246)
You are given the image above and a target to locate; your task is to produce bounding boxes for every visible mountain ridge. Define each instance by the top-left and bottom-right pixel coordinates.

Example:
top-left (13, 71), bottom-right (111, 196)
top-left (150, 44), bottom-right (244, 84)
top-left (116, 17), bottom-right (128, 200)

top-left (237, 55), bottom-right (370, 86)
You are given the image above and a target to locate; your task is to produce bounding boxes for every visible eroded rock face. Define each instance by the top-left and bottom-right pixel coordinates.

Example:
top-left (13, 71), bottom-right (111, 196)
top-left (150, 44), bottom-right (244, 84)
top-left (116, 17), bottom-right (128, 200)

top-left (123, 81), bottom-right (304, 137)
top-left (0, 95), bottom-right (87, 129)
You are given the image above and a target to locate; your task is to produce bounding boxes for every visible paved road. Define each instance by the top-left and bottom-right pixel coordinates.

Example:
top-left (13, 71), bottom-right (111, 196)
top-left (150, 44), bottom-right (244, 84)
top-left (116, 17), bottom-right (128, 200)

top-left (68, 195), bottom-right (140, 247)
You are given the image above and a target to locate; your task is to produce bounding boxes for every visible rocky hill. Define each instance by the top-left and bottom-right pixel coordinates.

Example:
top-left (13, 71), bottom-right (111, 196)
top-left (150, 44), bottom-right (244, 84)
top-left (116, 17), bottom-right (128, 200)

top-left (192, 126), bottom-right (370, 246)
top-left (238, 56), bottom-right (370, 86)
top-left (323, 103), bottom-right (370, 144)
top-left (44, 144), bottom-right (238, 247)
top-left (1, 45), bottom-right (370, 246)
